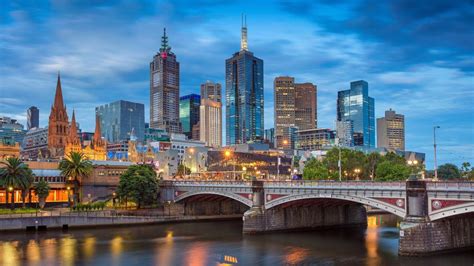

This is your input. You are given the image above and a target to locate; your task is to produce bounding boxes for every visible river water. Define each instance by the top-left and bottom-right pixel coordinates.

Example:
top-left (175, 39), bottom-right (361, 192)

top-left (0, 214), bottom-right (472, 266)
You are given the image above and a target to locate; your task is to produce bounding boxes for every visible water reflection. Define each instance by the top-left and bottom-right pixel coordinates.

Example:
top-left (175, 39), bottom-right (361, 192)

top-left (0, 215), bottom-right (472, 265)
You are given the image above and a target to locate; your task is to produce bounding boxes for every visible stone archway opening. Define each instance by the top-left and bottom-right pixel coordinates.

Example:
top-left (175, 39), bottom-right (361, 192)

top-left (177, 194), bottom-right (250, 216)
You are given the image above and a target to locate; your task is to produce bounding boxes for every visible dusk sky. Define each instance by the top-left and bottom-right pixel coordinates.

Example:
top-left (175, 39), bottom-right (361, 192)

top-left (1, 0), bottom-right (473, 168)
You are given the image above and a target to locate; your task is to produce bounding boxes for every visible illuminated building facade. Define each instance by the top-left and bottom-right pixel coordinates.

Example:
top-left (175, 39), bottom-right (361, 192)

top-left (225, 18), bottom-right (264, 145)
top-left (377, 109), bottom-right (405, 151)
top-left (337, 80), bottom-right (375, 148)
top-left (150, 28), bottom-right (181, 134)
top-left (179, 94), bottom-right (200, 139)
top-left (274, 77), bottom-right (316, 149)
top-left (200, 99), bottom-right (222, 148)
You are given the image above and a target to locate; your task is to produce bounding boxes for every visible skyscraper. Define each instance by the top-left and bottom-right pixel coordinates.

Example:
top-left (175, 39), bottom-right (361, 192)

top-left (48, 74), bottom-right (69, 158)
top-left (336, 80), bottom-right (375, 148)
top-left (179, 94), bottom-right (201, 140)
top-left (201, 81), bottom-right (222, 103)
top-left (200, 98), bottom-right (222, 147)
top-left (95, 100), bottom-right (145, 143)
top-left (150, 28), bottom-right (181, 134)
top-left (377, 109), bottom-right (405, 151)
top-left (274, 77), bottom-right (317, 149)
top-left (225, 16), bottom-right (264, 145)
top-left (27, 106), bottom-right (39, 130)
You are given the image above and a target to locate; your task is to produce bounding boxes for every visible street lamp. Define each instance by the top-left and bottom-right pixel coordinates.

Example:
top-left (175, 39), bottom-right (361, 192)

top-left (354, 168), bottom-right (361, 181)
top-left (224, 150), bottom-right (236, 180)
top-left (112, 192), bottom-right (117, 208)
top-left (433, 126), bottom-right (440, 180)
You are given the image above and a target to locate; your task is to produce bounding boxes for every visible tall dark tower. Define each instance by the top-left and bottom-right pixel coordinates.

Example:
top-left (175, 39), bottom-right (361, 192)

top-left (225, 15), bottom-right (264, 145)
top-left (150, 28), bottom-right (181, 134)
top-left (27, 106), bottom-right (39, 129)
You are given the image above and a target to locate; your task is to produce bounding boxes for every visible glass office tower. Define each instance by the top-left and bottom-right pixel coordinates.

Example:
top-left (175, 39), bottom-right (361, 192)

top-left (96, 100), bottom-right (145, 143)
top-left (337, 80), bottom-right (375, 148)
top-left (225, 18), bottom-right (264, 145)
top-left (179, 94), bottom-right (201, 140)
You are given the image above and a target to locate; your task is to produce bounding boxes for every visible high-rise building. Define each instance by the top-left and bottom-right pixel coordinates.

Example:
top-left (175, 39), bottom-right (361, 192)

top-left (199, 98), bottom-right (222, 147)
top-left (150, 28), bottom-right (181, 134)
top-left (274, 77), bottom-right (317, 149)
top-left (263, 128), bottom-right (275, 148)
top-left (27, 106), bottom-right (39, 130)
top-left (225, 17), bottom-right (264, 145)
top-left (377, 109), bottom-right (405, 151)
top-left (96, 100), bottom-right (145, 143)
top-left (297, 128), bottom-right (335, 151)
top-left (201, 81), bottom-right (222, 103)
top-left (337, 80), bottom-right (375, 148)
top-left (48, 74), bottom-right (69, 158)
top-left (0, 117), bottom-right (26, 145)
top-left (179, 94), bottom-right (201, 139)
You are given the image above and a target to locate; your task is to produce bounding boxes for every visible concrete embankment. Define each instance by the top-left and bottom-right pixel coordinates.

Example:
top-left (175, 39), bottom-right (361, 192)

top-left (0, 213), bottom-right (242, 231)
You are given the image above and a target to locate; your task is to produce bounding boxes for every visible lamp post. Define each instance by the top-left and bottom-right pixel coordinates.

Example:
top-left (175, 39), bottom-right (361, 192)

top-left (354, 168), bottom-right (361, 181)
top-left (224, 150), bottom-right (236, 180)
top-left (112, 192), bottom-right (116, 208)
top-left (242, 166), bottom-right (247, 180)
top-left (433, 126), bottom-right (440, 180)
top-left (8, 186), bottom-right (13, 210)
top-left (67, 186), bottom-right (71, 208)
top-left (407, 159), bottom-right (419, 180)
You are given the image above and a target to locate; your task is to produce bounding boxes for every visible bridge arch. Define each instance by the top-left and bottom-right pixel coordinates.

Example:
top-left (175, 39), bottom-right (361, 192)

top-left (265, 193), bottom-right (406, 218)
top-left (175, 190), bottom-right (253, 208)
top-left (430, 202), bottom-right (474, 221)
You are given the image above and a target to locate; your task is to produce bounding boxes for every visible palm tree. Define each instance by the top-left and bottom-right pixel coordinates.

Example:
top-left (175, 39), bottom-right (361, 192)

top-left (59, 152), bottom-right (93, 205)
top-left (0, 157), bottom-right (31, 210)
top-left (35, 180), bottom-right (50, 209)
top-left (18, 168), bottom-right (35, 208)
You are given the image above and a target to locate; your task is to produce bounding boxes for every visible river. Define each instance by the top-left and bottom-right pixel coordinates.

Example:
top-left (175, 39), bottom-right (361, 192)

top-left (0, 214), bottom-right (472, 265)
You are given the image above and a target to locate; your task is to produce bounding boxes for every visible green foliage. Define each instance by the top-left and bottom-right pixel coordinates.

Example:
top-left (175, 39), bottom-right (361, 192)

top-left (437, 163), bottom-right (461, 179)
top-left (303, 158), bottom-right (332, 180)
top-left (59, 152), bottom-right (93, 203)
top-left (35, 180), bottom-right (50, 199)
top-left (375, 161), bottom-right (411, 181)
top-left (71, 201), bottom-right (106, 212)
top-left (177, 164), bottom-right (191, 176)
top-left (0, 157), bottom-right (31, 189)
top-left (116, 165), bottom-right (159, 208)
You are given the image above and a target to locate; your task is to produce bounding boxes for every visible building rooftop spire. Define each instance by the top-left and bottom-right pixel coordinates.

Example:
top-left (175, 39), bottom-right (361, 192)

top-left (241, 14), bottom-right (248, 51)
top-left (68, 109), bottom-right (79, 141)
top-left (94, 115), bottom-right (102, 142)
top-left (160, 27), bottom-right (171, 53)
top-left (53, 72), bottom-right (65, 109)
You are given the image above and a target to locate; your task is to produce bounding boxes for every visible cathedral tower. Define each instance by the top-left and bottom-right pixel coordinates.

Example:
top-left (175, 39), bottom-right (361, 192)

top-left (48, 73), bottom-right (69, 158)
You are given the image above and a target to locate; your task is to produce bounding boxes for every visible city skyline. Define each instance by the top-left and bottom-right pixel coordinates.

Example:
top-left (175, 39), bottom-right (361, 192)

top-left (1, 1), bottom-right (473, 167)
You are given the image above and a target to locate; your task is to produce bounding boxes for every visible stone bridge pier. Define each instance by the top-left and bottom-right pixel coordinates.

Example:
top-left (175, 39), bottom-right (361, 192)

top-left (242, 180), bottom-right (367, 233)
top-left (399, 180), bottom-right (474, 255)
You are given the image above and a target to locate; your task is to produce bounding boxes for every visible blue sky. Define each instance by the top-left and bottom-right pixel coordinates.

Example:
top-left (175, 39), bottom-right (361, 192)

top-left (1, 0), bottom-right (473, 168)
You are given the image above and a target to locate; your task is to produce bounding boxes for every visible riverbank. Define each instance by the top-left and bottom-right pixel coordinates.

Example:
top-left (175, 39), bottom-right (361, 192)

top-left (0, 212), bottom-right (242, 232)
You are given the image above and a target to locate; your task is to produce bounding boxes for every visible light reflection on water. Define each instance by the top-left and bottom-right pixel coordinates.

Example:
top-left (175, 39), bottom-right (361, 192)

top-left (0, 214), bottom-right (472, 265)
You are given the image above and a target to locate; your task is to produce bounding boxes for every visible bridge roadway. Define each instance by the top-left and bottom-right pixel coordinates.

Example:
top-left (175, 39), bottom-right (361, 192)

top-left (161, 179), bottom-right (474, 255)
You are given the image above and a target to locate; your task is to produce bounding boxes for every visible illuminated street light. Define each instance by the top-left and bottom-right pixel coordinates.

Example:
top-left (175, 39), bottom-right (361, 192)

top-left (8, 186), bottom-right (13, 191)
top-left (242, 167), bottom-right (247, 171)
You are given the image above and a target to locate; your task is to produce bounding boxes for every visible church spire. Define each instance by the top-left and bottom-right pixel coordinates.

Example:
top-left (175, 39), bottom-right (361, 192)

top-left (53, 72), bottom-right (65, 109)
top-left (240, 14), bottom-right (248, 51)
top-left (69, 110), bottom-right (78, 139)
top-left (94, 115), bottom-right (102, 142)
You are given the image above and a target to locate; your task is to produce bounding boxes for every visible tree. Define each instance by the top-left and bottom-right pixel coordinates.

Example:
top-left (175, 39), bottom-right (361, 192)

top-left (59, 152), bottom-right (93, 204)
top-left (17, 168), bottom-right (35, 208)
top-left (324, 148), bottom-right (367, 180)
top-left (437, 163), bottom-right (461, 180)
top-left (116, 165), bottom-right (159, 208)
top-left (303, 158), bottom-right (332, 180)
top-left (177, 164), bottom-right (191, 177)
top-left (375, 161), bottom-right (411, 181)
top-left (461, 162), bottom-right (472, 179)
top-left (35, 180), bottom-right (50, 209)
top-left (365, 152), bottom-right (381, 180)
top-left (0, 157), bottom-right (32, 210)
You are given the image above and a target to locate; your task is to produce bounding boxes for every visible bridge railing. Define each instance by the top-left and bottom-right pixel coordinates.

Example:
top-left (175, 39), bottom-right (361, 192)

top-left (162, 180), bottom-right (253, 187)
top-left (262, 180), bottom-right (406, 189)
top-left (426, 181), bottom-right (474, 192)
